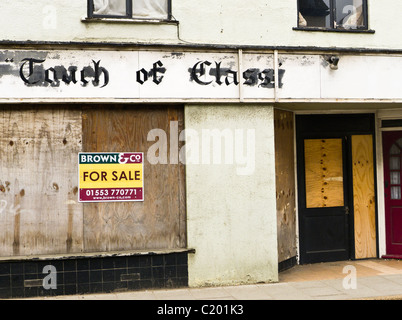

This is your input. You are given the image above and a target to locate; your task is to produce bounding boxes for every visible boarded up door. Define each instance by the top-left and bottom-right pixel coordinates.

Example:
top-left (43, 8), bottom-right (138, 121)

top-left (82, 105), bottom-right (186, 252)
top-left (296, 114), bottom-right (377, 264)
top-left (299, 137), bottom-right (350, 263)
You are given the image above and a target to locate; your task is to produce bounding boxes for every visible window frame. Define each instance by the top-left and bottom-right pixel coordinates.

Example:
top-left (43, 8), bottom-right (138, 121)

top-left (87, 0), bottom-right (173, 21)
top-left (297, 0), bottom-right (370, 32)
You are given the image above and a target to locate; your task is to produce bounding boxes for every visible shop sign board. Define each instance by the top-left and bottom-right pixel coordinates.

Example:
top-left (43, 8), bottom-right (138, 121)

top-left (78, 152), bottom-right (144, 203)
top-left (0, 49), bottom-right (277, 100)
top-left (0, 49), bottom-right (402, 101)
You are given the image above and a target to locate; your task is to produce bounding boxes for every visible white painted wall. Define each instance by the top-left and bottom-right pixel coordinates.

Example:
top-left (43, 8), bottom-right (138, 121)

top-left (0, 0), bottom-right (178, 43)
top-left (185, 105), bottom-right (278, 287)
top-left (1, 1), bottom-right (402, 50)
top-left (175, 0), bottom-right (402, 50)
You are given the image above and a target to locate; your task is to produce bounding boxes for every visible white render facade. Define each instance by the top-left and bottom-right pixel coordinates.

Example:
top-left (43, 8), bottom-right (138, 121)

top-left (0, 1), bottom-right (400, 50)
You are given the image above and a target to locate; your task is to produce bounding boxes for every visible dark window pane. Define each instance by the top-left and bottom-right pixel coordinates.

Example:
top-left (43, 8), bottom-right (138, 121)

top-left (382, 120), bottom-right (402, 128)
top-left (299, 0), bottom-right (331, 28)
top-left (335, 0), bottom-right (365, 29)
top-left (390, 144), bottom-right (401, 155)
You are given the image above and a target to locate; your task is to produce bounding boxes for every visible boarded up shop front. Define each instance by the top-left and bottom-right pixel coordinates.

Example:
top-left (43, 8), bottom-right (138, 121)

top-left (0, 104), bottom-right (188, 297)
top-left (279, 53), bottom-right (402, 266)
top-left (0, 49), bottom-right (194, 297)
top-left (2, 48), bottom-right (402, 297)
top-left (0, 48), bottom-right (283, 297)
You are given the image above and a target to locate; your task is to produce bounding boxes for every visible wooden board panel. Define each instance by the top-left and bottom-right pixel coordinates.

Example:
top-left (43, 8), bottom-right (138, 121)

top-left (0, 106), bottom-right (83, 256)
top-left (274, 109), bottom-right (296, 263)
top-left (304, 139), bottom-right (344, 208)
top-left (82, 105), bottom-right (186, 252)
top-left (352, 135), bottom-right (377, 259)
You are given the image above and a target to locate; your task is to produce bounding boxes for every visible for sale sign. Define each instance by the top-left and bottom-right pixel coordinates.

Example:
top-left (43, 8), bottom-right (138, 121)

top-left (78, 152), bottom-right (144, 203)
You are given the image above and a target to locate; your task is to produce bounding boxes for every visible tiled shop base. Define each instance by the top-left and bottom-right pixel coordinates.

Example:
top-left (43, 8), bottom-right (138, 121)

top-left (0, 252), bottom-right (188, 299)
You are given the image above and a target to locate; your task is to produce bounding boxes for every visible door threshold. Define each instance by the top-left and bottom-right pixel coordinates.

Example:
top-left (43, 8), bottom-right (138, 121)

top-left (382, 255), bottom-right (402, 260)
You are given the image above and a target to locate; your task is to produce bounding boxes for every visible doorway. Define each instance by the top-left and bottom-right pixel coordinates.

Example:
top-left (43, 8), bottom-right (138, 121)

top-left (296, 114), bottom-right (377, 264)
top-left (382, 131), bottom-right (402, 258)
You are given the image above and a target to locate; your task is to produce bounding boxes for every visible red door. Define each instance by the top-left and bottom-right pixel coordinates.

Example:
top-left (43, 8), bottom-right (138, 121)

top-left (383, 131), bottom-right (402, 258)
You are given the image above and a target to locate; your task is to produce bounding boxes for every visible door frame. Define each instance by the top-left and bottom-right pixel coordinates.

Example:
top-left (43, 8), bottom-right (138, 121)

top-left (381, 130), bottom-right (402, 257)
top-left (295, 113), bottom-right (378, 264)
top-left (376, 110), bottom-right (402, 258)
top-left (378, 115), bottom-right (402, 258)
top-left (296, 134), bottom-right (354, 264)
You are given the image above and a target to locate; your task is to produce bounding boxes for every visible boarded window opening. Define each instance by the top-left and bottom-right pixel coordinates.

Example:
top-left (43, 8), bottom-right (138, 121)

top-left (304, 138), bottom-right (344, 208)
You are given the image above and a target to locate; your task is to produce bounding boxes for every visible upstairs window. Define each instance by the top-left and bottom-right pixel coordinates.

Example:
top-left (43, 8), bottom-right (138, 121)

top-left (298, 0), bottom-right (368, 30)
top-left (88, 0), bottom-right (171, 20)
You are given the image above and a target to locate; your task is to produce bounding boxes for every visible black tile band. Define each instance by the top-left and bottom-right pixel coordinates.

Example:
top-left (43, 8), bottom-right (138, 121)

top-left (0, 252), bottom-right (188, 299)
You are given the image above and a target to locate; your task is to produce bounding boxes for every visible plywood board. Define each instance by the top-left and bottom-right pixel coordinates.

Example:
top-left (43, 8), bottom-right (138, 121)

top-left (0, 106), bottom-right (83, 256)
top-left (274, 109), bottom-right (296, 263)
top-left (82, 106), bottom-right (186, 252)
top-left (352, 135), bottom-right (377, 259)
top-left (304, 139), bottom-right (344, 208)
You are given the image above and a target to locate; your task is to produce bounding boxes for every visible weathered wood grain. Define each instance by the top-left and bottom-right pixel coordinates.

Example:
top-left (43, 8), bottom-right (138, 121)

top-left (0, 106), bottom-right (83, 257)
top-left (352, 135), bottom-right (377, 259)
top-left (304, 139), bottom-right (344, 208)
top-left (274, 109), bottom-right (297, 263)
top-left (82, 105), bottom-right (186, 252)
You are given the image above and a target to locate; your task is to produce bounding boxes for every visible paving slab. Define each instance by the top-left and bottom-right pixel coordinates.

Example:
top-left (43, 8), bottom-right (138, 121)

top-left (221, 284), bottom-right (274, 300)
top-left (187, 287), bottom-right (234, 300)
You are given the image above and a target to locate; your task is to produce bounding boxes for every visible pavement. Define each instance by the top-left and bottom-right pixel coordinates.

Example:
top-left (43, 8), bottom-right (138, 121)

top-left (12, 258), bottom-right (402, 300)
